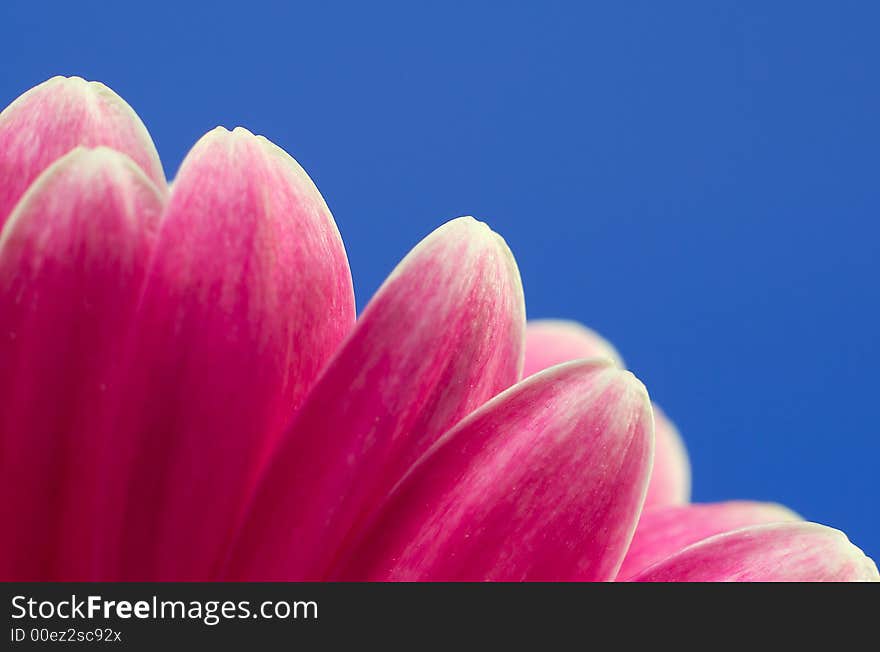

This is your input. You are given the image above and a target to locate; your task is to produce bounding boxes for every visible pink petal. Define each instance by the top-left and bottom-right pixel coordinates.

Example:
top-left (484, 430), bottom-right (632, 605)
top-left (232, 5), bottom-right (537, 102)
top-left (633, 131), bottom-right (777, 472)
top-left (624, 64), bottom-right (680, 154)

top-left (643, 405), bottom-right (691, 507)
top-left (631, 522), bottom-right (879, 582)
top-left (112, 127), bottom-right (355, 580)
top-left (0, 148), bottom-right (164, 580)
top-left (617, 501), bottom-right (800, 580)
top-left (333, 360), bottom-right (654, 581)
top-left (523, 319), bottom-right (691, 508)
top-left (223, 217), bottom-right (526, 580)
top-left (523, 319), bottom-right (623, 376)
top-left (0, 77), bottom-right (165, 227)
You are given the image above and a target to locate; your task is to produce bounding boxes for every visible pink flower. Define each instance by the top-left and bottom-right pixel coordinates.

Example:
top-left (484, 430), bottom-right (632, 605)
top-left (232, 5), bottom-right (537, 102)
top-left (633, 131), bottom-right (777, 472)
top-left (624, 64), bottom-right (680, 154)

top-left (1, 77), bottom-right (876, 582)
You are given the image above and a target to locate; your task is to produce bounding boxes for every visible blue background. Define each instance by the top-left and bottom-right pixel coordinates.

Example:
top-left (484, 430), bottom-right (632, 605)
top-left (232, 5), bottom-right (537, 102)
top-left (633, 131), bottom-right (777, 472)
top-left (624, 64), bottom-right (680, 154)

top-left (2, 2), bottom-right (877, 558)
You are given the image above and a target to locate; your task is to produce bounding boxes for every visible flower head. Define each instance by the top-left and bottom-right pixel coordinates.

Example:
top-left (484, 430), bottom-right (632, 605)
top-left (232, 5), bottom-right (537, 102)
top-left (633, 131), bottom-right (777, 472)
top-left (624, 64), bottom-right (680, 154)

top-left (1, 77), bottom-right (876, 582)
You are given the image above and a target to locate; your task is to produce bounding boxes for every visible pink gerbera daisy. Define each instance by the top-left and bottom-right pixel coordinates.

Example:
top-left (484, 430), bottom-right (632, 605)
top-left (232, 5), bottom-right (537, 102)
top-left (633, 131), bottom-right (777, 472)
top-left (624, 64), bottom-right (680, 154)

top-left (1, 77), bottom-right (876, 582)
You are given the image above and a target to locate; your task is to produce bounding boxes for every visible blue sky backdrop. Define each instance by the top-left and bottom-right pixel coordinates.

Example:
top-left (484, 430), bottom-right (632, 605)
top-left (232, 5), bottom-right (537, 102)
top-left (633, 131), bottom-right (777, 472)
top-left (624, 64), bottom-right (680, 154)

top-left (2, 1), bottom-right (878, 557)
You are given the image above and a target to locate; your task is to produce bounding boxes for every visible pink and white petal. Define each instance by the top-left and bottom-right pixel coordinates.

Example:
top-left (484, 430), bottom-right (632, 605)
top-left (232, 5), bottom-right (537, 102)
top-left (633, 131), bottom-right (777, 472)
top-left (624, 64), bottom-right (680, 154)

top-left (0, 77), bottom-right (165, 226)
top-left (523, 319), bottom-right (691, 508)
top-left (523, 319), bottom-right (623, 376)
top-left (0, 148), bottom-right (164, 580)
top-left (333, 360), bottom-right (654, 581)
top-left (223, 217), bottom-right (526, 580)
top-left (631, 522), bottom-right (879, 582)
top-left (112, 127), bottom-right (355, 580)
top-left (617, 501), bottom-right (800, 580)
top-left (643, 405), bottom-right (691, 507)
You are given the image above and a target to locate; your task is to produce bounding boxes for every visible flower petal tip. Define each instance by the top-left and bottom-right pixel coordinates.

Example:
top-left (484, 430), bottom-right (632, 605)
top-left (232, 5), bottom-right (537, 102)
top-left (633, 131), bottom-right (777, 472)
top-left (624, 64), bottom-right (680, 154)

top-left (633, 522), bottom-right (879, 582)
top-left (523, 320), bottom-right (625, 377)
top-left (183, 126), bottom-right (336, 210)
top-left (618, 500), bottom-right (803, 580)
top-left (3, 145), bottom-right (164, 243)
top-left (1, 76), bottom-right (165, 226)
top-left (586, 362), bottom-right (652, 418)
top-left (433, 215), bottom-right (498, 243)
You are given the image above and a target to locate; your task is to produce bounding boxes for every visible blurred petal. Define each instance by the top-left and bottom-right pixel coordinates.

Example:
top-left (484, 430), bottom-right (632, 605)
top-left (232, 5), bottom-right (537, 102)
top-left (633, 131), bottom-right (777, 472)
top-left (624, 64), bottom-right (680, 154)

top-left (334, 360), bottom-right (654, 581)
top-left (224, 216), bottom-right (526, 580)
top-left (0, 76), bottom-right (165, 226)
top-left (523, 319), bottom-right (690, 508)
top-left (617, 501), bottom-right (800, 580)
top-left (632, 522), bottom-right (879, 582)
top-left (114, 127), bottom-right (355, 579)
top-left (0, 148), bottom-right (164, 579)
top-left (643, 405), bottom-right (691, 507)
top-left (523, 319), bottom-right (623, 376)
